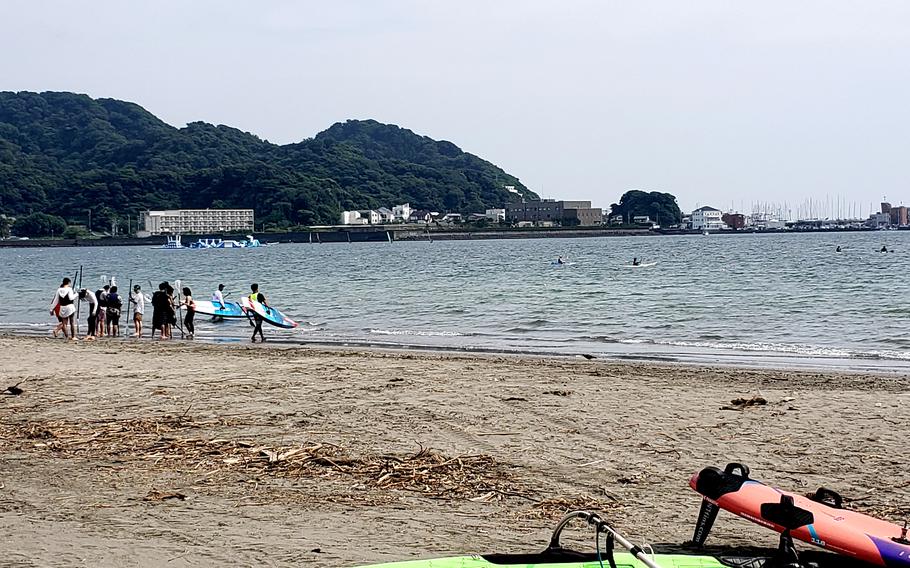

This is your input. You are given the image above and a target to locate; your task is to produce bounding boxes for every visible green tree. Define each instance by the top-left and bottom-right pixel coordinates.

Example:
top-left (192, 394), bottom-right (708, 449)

top-left (63, 225), bottom-right (89, 239)
top-left (12, 212), bottom-right (67, 238)
top-left (609, 190), bottom-right (682, 226)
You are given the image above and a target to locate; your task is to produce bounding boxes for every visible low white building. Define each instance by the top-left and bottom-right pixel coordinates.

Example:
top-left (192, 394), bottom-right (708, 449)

top-left (340, 211), bottom-right (366, 225)
top-left (485, 208), bottom-right (505, 222)
top-left (690, 206), bottom-right (725, 230)
top-left (392, 203), bottom-right (412, 222)
top-left (340, 210), bottom-right (381, 225)
top-left (377, 207), bottom-right (395, 223)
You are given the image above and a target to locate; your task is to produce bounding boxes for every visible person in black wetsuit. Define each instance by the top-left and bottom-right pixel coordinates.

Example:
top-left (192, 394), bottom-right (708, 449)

top-left (248, 283), bottom-right (268, 343)
top-left (180, 287), bottom-right (196, 339)
top-left (106, 285), bottom-right (123, 337)
top-left (151, 282), bottom-right (168, 339)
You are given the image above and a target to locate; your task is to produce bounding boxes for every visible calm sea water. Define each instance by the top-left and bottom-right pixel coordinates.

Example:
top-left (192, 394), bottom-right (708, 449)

top-left (3, 231), bottom-right (909, 372)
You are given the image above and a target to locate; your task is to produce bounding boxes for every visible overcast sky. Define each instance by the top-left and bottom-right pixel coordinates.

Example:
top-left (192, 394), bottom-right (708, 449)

top-left (3, 1), bottom-right (909, 216)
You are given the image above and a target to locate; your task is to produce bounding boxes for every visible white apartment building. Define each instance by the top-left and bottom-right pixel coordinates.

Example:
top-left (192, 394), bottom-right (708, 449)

top-left (690, 206), bottom-right (725, 230)
top-left (392, 203), bottom-right (412, 222)
top-left (340, 210), bottom-right (382, 225)
top-left (139, 209), bottom-right (254, 236)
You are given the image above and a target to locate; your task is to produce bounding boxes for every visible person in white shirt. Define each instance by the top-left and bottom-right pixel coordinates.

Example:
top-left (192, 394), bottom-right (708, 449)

top-left (130, 284), bottom-right (151, 338)
top-left (78, 288), bottom-right (98, 340)
top-left (211, 283), bottom-right (226, 322)
top-left (50, 277), bottom-right (78, 340)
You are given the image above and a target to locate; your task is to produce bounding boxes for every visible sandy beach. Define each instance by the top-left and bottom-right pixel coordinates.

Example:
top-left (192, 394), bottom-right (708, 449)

top-left (0, 335), bottom-right (907, 567)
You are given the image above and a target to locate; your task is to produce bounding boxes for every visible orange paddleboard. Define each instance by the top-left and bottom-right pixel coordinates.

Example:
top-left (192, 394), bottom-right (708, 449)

top-left (690, 465), bottom-right (910, 568)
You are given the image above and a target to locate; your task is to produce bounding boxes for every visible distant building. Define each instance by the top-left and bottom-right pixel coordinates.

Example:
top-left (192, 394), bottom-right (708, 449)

top-left (409, 210), bottom-right (433, 224)
top-left (139, 209), bottom-right (254, 236)
top-left (722, 212), bottom-right (746, 229)
top-left (505, 199), bottom-right (602, 226)
top-left (340, 210), bottom-right (381, 225)
top-left (441, 213), bottom-right (463, 224)
top-left (392, 203), bottom-right (412, 222)
top-left (881, 202), bottom-right (892, 214)
top-left (377, 207), bottom-right (395, 223)
top-left (485, 208), bottom-right (506, 222)
top-left (690, 206), bottom-right (725, 230)
top-left (869, 212), bottom-right (891, 228)
top-left (890, 205), bottom-right (908, 226)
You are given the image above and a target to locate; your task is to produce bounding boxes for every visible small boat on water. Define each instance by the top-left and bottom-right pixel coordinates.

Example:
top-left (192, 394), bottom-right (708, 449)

top-left (158, 235), bottom-right (185, 249)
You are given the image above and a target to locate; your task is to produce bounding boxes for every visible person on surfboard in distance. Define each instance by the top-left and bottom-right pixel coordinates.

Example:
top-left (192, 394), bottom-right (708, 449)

top-left (556, 256), bottom-right (565, 265)
top-left (632, 257), bottom-right (641, 266)
top-left (248, 283), bottom-right (268, 343)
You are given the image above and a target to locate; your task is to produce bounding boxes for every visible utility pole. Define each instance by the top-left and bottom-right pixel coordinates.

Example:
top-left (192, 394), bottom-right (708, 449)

top-left (88, 209), bottom-right (92, 233)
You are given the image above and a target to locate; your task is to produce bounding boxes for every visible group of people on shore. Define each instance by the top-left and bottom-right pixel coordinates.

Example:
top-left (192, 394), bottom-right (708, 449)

top-left (50, 279), bottom-right (270, 342)
top-left (50, 279), bottom-right (198, 341)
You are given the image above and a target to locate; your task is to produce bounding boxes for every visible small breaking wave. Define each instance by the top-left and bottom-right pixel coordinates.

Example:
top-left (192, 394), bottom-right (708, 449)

top-left (368, 328), bottom-right (468, 337)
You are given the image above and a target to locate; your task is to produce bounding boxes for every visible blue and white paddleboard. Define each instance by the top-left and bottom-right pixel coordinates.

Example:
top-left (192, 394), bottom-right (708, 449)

top-left (240, 297), bottom-right (298, 329)
top-left (193, 300), bottom-right (246, 318)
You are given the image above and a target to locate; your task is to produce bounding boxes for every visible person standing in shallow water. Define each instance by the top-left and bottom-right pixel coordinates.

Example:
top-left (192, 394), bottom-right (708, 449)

top-left (180, 287), bottom-right (196, 339)
top-left (50, 277), bottom-right (78, 340)
top-left (130, 284), bottom-right (150, 338)
top-left (151, 282), bottom-right (168, 339)
top-left (78, 288), bottom-right (97, 341)
top-left (106, 285), bottom-right (123, 337)
top-left (165, 283), bottom-right (177, 339)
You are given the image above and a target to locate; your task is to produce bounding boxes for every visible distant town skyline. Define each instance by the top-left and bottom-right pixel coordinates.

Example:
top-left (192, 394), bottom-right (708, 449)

top-left (3, 1), bottom-right (909, 214)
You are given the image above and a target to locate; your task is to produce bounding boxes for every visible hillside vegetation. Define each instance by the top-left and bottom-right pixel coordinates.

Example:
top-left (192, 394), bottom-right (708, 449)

top-left (0, 91), bottom-right (534, 232)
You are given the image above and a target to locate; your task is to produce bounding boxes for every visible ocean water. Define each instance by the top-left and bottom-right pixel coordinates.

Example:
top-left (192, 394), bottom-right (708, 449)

top-left (4, 231), bottom-right (909, 372)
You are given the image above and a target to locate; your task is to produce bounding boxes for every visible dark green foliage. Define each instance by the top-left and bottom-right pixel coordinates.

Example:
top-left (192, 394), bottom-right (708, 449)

top-left (609, 190), bottom-right (682, 225)
top-left (12, 212), bottom-right (67, 237)
top-left (0, 92), bottom-right (535, 228)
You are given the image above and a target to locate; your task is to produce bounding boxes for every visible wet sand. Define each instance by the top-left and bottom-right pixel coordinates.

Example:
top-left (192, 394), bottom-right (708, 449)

top-left (1, 335), bottom-right (907, 567)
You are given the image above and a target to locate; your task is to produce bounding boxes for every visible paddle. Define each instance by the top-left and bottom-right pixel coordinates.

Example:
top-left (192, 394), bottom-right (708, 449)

top-left (174, 279), bottom-right (185, 339)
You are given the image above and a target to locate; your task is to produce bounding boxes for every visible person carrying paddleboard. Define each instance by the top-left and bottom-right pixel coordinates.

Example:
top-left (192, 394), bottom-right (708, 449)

top-left (248, 283), bottom-right (268, 343)
top-left (50, 277), bottom-right (78, 340)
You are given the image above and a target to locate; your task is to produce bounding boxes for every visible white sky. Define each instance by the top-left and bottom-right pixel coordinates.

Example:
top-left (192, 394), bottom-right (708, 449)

top-left (3, 0), bottom-right (909, 216)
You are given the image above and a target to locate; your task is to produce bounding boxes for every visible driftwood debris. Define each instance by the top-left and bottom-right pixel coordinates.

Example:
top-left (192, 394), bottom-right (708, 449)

top-left (2, 416), bottom-right (526, 501)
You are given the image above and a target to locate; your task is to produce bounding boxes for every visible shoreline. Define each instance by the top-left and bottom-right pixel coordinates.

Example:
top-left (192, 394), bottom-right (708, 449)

top-left (4, 327), bottom-right (909, 376)
top-left (0, 224), bottom-right (889, 248)
top-left (1, 335), bottom-right (907, 567)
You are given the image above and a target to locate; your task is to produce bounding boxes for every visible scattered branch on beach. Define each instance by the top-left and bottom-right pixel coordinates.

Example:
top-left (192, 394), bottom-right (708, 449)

top-left (721, 396), bottom-right (768, 411)
top-left (518, 495), bottom-right (626, 520)
top-left (1, 417), bottom-right (528, 502)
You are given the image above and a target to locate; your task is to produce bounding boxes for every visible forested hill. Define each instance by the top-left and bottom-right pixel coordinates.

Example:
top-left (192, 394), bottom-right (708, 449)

top-left (0, 91), bottom-right (534, 230)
